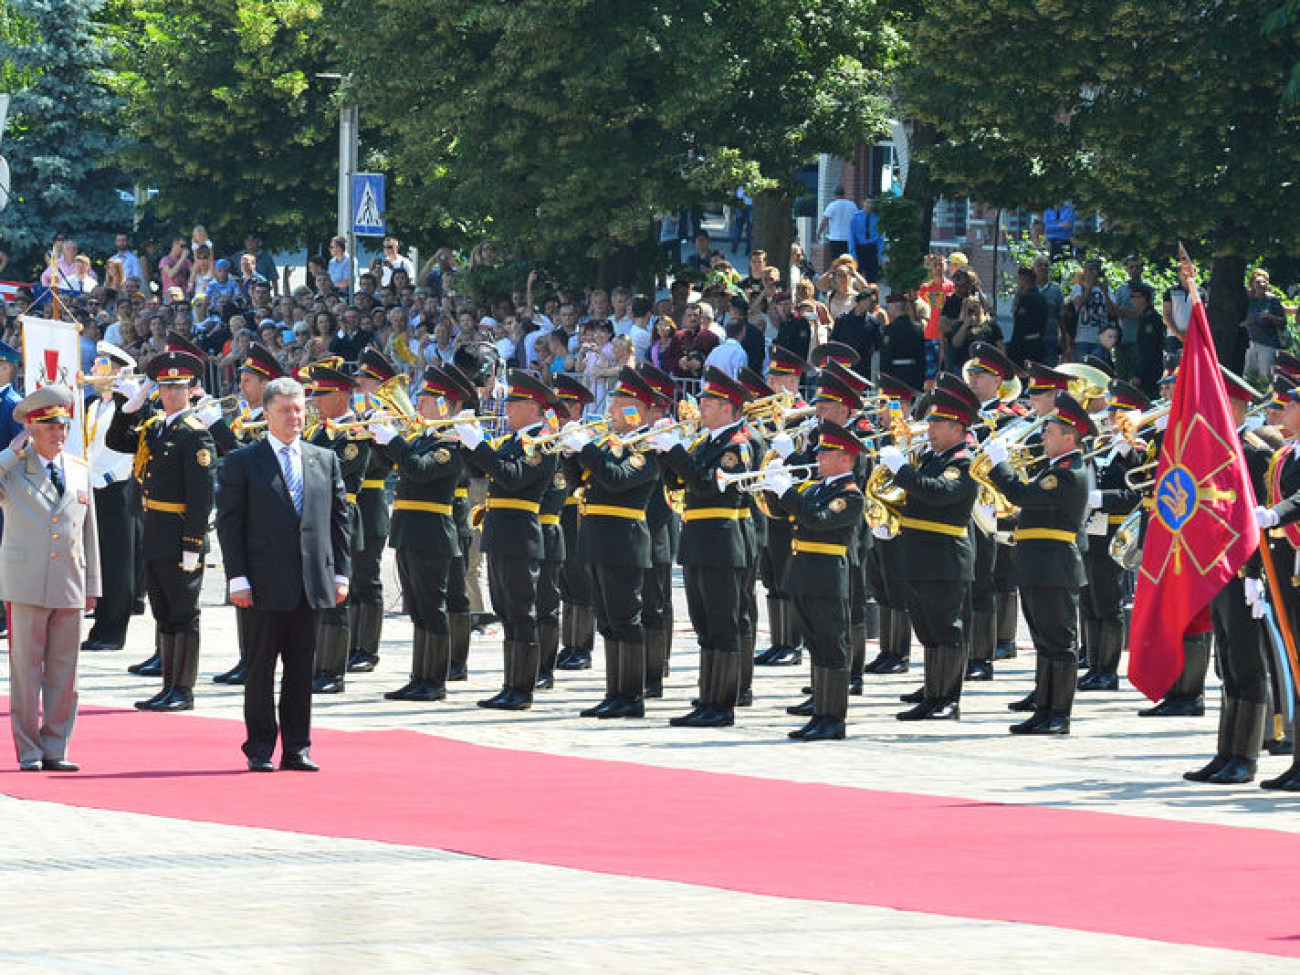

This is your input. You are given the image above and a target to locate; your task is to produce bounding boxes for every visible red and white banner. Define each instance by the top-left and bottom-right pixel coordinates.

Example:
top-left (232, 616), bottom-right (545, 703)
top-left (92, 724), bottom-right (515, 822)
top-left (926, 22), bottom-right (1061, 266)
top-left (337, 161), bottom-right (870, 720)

top-left (19, 314), bottom-right (85, 457)
top-left (0, 280), bottom-right (28, 302)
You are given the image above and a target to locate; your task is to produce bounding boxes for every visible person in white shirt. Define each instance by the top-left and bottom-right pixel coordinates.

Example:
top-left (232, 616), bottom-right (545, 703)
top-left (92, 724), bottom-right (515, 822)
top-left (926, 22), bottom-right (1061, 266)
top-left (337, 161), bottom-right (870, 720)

top-left (704, 319), bottom-right (749, 379)
top-left (817, 186), bottom-right (860, 261)
top-left (372, 236), bottom-right (415, 288)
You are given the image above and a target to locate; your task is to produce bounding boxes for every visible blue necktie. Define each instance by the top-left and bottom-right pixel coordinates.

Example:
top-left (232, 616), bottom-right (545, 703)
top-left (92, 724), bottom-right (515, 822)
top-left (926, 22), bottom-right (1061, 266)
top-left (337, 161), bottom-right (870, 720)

top-left (280, 444), bottom-right (303, 515)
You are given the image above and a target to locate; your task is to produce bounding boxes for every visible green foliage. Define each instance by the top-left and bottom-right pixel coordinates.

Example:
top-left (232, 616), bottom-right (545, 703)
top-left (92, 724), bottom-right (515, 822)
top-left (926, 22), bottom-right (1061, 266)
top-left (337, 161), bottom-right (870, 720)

top-left (344, 0), bottom-right (901, 286)
top-left (113, 0), bottom-right (339, 252)
top-left (0, 0), bottom-right (131, 269)
top-left (875, 195), bottom-right (925, 292)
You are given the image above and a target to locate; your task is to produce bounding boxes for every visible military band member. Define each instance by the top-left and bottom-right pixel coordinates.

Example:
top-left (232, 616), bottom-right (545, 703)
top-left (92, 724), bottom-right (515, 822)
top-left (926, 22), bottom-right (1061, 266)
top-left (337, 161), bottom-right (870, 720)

top-left (457, 369), bottom-right (558, 711)
top-left (753, 345), bottom-right (812, 668)
top-left (544, 375), bottom-right (594, 687)
top-left (765, 421), bottom-right (865, 741)
top-left (364, 366), bottom-right (465, 702)
top-left (563, 367), bottom-right (661, 718)
top-left (105, 351), bottom-right (216, 712)
top-left (637, 362), bottom-right (680, 695)
top-left (879, 386), bottom-right (979, 721)
top-left (346, 348), bottom-right (397, 673)
top-left (735, 367), bottom-right (773, 706)
top-left (653, 366), bottom-right (753, 728)
top-left (203, 342), bottom-right (283, 687)
top-left (961, 342), bottom-right (1025, 681)
top-left (82, 342), bottom-right (141, 655)
top-left (985, 392), bottom-right (1093, 735)
top-left (863, 373), bottom-right (920, 676)
top-left (1078, 380), bottom-right (1148, 692)
top-left (302, 364), bottom-right (369, 693)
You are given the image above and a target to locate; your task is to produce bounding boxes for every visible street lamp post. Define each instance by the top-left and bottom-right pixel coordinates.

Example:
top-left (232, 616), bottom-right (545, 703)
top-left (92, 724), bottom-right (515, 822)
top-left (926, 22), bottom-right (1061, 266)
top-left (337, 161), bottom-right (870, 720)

top-left (318, 73), bottom-right (358, 297)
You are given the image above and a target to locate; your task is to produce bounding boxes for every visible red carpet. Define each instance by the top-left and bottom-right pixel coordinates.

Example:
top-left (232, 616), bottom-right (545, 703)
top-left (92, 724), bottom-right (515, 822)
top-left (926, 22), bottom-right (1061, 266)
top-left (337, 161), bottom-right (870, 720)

top-left (2, 701), bottom-right (1299, 958)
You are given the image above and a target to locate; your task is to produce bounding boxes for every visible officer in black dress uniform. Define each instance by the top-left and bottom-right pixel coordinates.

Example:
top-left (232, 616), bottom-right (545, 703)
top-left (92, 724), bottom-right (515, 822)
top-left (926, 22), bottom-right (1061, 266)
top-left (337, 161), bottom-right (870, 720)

top-left (735, 367), bottom-right (774, 707)
top-left (457, 369), bottom-right (558, 710)
top-left (368, 366), bottom-right (465, 702)
top-left (105, 351), bottom-right (216, 711)
top-left (541, 375), bottom-right (593, 688)
top-left (564, 367), bottom-right (661, 718)
top-left (636, 362), bottom-right (680, 696)
top-left (654, 366), bottom-right (753, 728)
top-left (346, 348), bottom-right (397, 674)
top-left (205, 342), bottom-right (283, 686)
top-left (879, 386), bottom-right (979, 721)
top-left (301, 364), bottom-right (369, 693)
top-left (960, 343), bottom-right (1025, 681)
top-left (1078, 380), bottom-right (1148, 691)
top-left (862, 373), bottom-right (920, 676)
top-left (986, 392), bottom-right (1093, 735)
top-left (766, 420), bottom-right (866, 741)
top-left (752, 344), bottom-right (812, 668)
top-left (1181, 369), bottom-right (1277, 783)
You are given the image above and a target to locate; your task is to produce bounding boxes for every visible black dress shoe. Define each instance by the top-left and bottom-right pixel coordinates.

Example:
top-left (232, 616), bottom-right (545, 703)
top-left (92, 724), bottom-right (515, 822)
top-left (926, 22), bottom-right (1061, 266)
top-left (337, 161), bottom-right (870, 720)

top-left (405, 682), bottom-right (447, 702)
top-left (736, 687), bottom-right (753, 707)
top-left (899, 686), bottom-right (924, 704)
top-left (556, 648), bottom-right (592, 671)
top-left (1267, 737), bottom-right (1294, 756)
top-left (598, 698), bottom-right (645, 719)
top-left (1007, 691), bottom-right (1037, 712)
top-left (19, 760), bottom-right (41, 772)
top-left (684, 705), bottom-right (734, 728)
top-left (1077, 671), bottom-right (1119, 692)
top-left (1184, 755), bottom-right (1229, 782)
top-left (447, 664), bottom-right (469, 682)
top-left (494, 689), bottom-right (533, 711)
top-left (897, 699), bottom-right (939, 721)
top-left (213, 661), bottom-right (247, 685)
top-left (81, 640), bottom-right (123, 653)
top-left (535, 672), bottom-right (555, 690)
top-left (280, 753), bottom-right (319, 772)
top-left (786, 696), bottom-right (815, 716)
top-left (993, 641), bottom-right (1018, 661)
top-left (764, 646), bottom-right (802, 667)
top-left (753, 646), bottom-right (780, 666)
top-left (1206, 757), bottom-right (1257, 785)
top-left (788, 715), bottom-right (820, 740)
top-left (580, 696), bottom-right (618, 718)
top-left (1138, 695), bottom-right (1205, 717)
top-left (247, 758), bottom-right (274, 772)
top-left (384, 680), bottom-right (420, 701)
top-left (669, 705), bottom-right (708, 726)
top-left (346, 651), bottom-right (379, 673)
top-left (1260, 765), bottom-right (1300, 791)
top-left (311, 674), bottom-right (345, 694)
top-left (128, 652), bottom-right (162, 677)
top-left (849, 675), bottom-right (863, 696)
top-left (965, 660), bottom-right (994, 681)
top-left (799, 716), bottom-right (846, 741)
top-left (41, 759), bottom-right (79, 772)
top-left (875, 654), bottom-right (909, 675)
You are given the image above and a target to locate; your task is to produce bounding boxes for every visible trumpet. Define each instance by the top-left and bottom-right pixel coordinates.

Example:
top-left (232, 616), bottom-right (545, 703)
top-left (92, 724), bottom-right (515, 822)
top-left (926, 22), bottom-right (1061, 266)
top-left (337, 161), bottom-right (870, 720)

top-left (521, 417), bottom-right (610, 455)
top-left (772, 403), bottom-right (816, 431)
top-left (610, 416), bottom-right (698, 452)
top-left (715, 463), bottom-right (818, 494)
top-left (192, 392), bottom-right (243, 412)
top-left (1124, 458), bottom-right (1160, 492)
top-left (1113, 401), bottom-right (1170, 447)
top-left (322, 410), bottom-right (488, 436)
top-left (232, 417), bottom-right (267, 436)
top-left (743, 389), bottom-right (796, 421)
top-left (78, 368), bottom-right (147, 388)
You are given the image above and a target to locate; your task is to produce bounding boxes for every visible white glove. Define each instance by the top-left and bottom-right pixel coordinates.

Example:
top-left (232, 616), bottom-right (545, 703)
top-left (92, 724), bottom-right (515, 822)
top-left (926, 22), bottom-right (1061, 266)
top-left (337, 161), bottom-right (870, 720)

top-left (649, 429), bottom-right (681, 453)
top-left (560, 421), bottom-right (594, 454)
top-left (122, 379), bottom-right (155, 414)
top-left (771, 432), bottom-right (796, 460)
top-left (1244, 576), bottom-right (1265, 613)
top-left (1256, 506), bottom-right (1280, 529)
top-left (1154, 413), bottom-right (1169, 432)
top-left (1116, 438), bottom-right (1134, 457)
top-left (872, 524), bottom-right (894, 540)
top-left (370, 422), bottom-right (398, 446)
top-left (180, 551), bottom-right (200, 573)
top-left (878, 445), bottom-right (905, 474)
top-left (195, 404), bottom-right (223, 428)
top-left (1087, 489), bottom-right (1103, 510)
top-left (763, 469), bottom-right (793, 496)
top-left (456, 422), bottom-right (484, 451)
top-left (983, 437), bottom-right (1010, 468)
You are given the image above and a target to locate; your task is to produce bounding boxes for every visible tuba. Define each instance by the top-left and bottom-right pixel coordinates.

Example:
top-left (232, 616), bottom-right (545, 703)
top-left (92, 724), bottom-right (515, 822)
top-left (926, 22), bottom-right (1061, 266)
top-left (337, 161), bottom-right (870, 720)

top-left (1109, 507), bottom-right (1143, 569)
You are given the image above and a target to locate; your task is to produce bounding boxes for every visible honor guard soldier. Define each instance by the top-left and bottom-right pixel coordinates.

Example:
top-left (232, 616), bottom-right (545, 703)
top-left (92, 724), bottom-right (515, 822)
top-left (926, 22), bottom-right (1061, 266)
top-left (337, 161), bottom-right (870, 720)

top-left (984, 392), bottom-right (1094, 735)
top-left (545, 375), bottom-right (594, 687)
top-left (457, 369), bottom-right (558, 710)
top-left (863, 373), bottom-right (920, 676)
top-left (203, 342), bottom-right (282, 687)
top-left (429, 363), bottom-right (480, 682)
top-left (1078, 380), bottom-right (1149, 691)
top-left (302, 364), bottom-right (369, 693)
top-left (637, 362), bottom-right (680, 695)
top-left (105, 351), bottom-right (216, 712)
top-left (82, 342), bottom-right (142, 655)
top-left (346, 348), bottom-right (397, 673)
top-left (653, 367), bottom-right (753, 728)
top-left (368, 366), bottom-right (465, 702)
top-left (765, 421), bottom-right (865, 740)
top-left (961, 342), bottom-right (1025, 681)
top-left (565, 367), bottom-right (661, 718)
top-left (754, 346), bottom-right (813, 668)
top-left (1182, 369), bottom-right (1277, 783)
top-left (878, 385), bottom-right (979, 721)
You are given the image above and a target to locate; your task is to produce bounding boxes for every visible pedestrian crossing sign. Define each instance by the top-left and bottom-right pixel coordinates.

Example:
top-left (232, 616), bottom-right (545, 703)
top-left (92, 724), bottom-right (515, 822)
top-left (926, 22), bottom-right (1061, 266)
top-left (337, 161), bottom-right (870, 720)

top-left (352, 173), bottom-right (386, 236)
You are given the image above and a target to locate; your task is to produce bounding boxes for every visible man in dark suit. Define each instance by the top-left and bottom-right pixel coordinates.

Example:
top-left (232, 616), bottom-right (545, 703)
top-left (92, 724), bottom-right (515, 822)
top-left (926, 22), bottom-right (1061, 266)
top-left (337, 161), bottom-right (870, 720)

top-left (215, 377), bottom-right (351, 772)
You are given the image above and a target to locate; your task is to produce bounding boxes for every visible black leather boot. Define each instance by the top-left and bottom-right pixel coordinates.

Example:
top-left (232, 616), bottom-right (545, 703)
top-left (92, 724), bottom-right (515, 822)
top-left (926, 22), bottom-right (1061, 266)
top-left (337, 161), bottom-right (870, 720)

top-left (738, 627), bottom-right (755, 706)
top-left (994, 591), bottom-right (1019, 660)
top-left (802, 667), bottom-right (848, 740)
top-left (1079, 616), bottom-right (1099, 671)
top-left (1208, 699), bottom-right (1265, 784)
top-left (670, 649), bottom-right (712, 726)
top-left (1079, 620), bottom-right (1122, 691)
top-left (347, 602), bottom-right (383, 672)
top-left (581, 637), bottom-right (621, 717)
top-left (644, 628), bottom-right (667, 698)
top-left (130, 623), bottom-right (164, 677)
top-left (1037, 657), bottom-right (1076, 734)
top-left (150, 632), bottom-right (198, 712)
top-left (408, 630), bottom-right (449, 702)
top-left (689, 651), bottom-right (738, 727)
top-left (756, 598), bottom-right (786, 665)
top-left (135, 633), bottom-right (174, 709)
top-left (1009, 654), bottom-right (1050, 728)
top-left (897, 645), bottom-right (944, 720)
top-left (536, 616), bottom-right (560, 689)
top-left (1139, 633), bottom-right (1209, 716)
top-left (385, 631), bottom-right (427, 700)
top-left (312, 622), bottom-right (350, 694)
top-left (501, 642), bottom-right (538, 709)
top-left (848, 623), bottom-right (867, 695)
top-left (964, 611), bottom-right (996, 681)
top-left (863, 598), bottom-right (879, 642)
top-left (864, 604), bottom-right (895, 674)
top-left (1185, 696), bottom-right (1234, 782)
top-left (789, 666), bottom-right (822, 738)
top-left (601, 638), bottom-right (646, 718)
top-left (477, 641), bottom-right (516, 708)
top-left (886, 608), bottom-right (913, 673)
top-left (448, 612), bottom-right (472, 681)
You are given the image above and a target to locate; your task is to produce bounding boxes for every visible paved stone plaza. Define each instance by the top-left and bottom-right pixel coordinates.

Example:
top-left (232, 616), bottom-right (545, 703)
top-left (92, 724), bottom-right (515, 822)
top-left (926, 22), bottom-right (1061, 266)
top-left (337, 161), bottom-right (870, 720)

top-left (2, 551), bottom-right (1298, 974)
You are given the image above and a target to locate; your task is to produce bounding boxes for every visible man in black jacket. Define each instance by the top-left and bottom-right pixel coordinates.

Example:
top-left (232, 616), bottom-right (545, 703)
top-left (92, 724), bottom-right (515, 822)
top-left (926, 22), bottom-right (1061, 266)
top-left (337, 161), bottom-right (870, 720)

top-left (879, 293), bottom-right (926, 391)
top-left (215, 377), bottom-right (351, 771)
top-left (830, 289), bottom-right (883, 374)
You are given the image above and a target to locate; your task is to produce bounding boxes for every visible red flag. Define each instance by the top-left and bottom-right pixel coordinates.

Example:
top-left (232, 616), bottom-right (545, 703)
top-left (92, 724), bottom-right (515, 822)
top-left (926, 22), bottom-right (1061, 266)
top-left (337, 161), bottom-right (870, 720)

top-left (1127, 300), bottom-right (1259, 699)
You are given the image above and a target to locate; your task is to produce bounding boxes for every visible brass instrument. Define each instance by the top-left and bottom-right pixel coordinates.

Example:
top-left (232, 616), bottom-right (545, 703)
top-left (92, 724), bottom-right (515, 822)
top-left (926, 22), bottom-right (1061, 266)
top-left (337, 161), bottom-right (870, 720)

top-left (714, 463), bottom-right (818, 494)
top-left (521, 417), bottom-right (611, 455)
top-left (743, 389), bottom-right (796, 421)
top-left (864, 465), bottom-right (903, 535)
top-left (232, 417), bottom-right (267, 436)
top-left (610, 398), bottom-right (701, 452)
top-left (1113, 401), bottom-right (1171, 447)
top-left (322, 410), bottom-right (491, 437)
top-left (1055, 362), bottom-right (1111, 405)
top-left (1109, 507), bottom-right (1143, 569)
top-left (1124, 458), bottom-right (1160, 492)
top-left (78, 368), bottom-right (146, 388)
top-left (968, 414), bottom-right (1050, 537)
top-left (771, 402), bottom-right (817, 431)
top-left (191, 391), bottom-right (243, 412)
